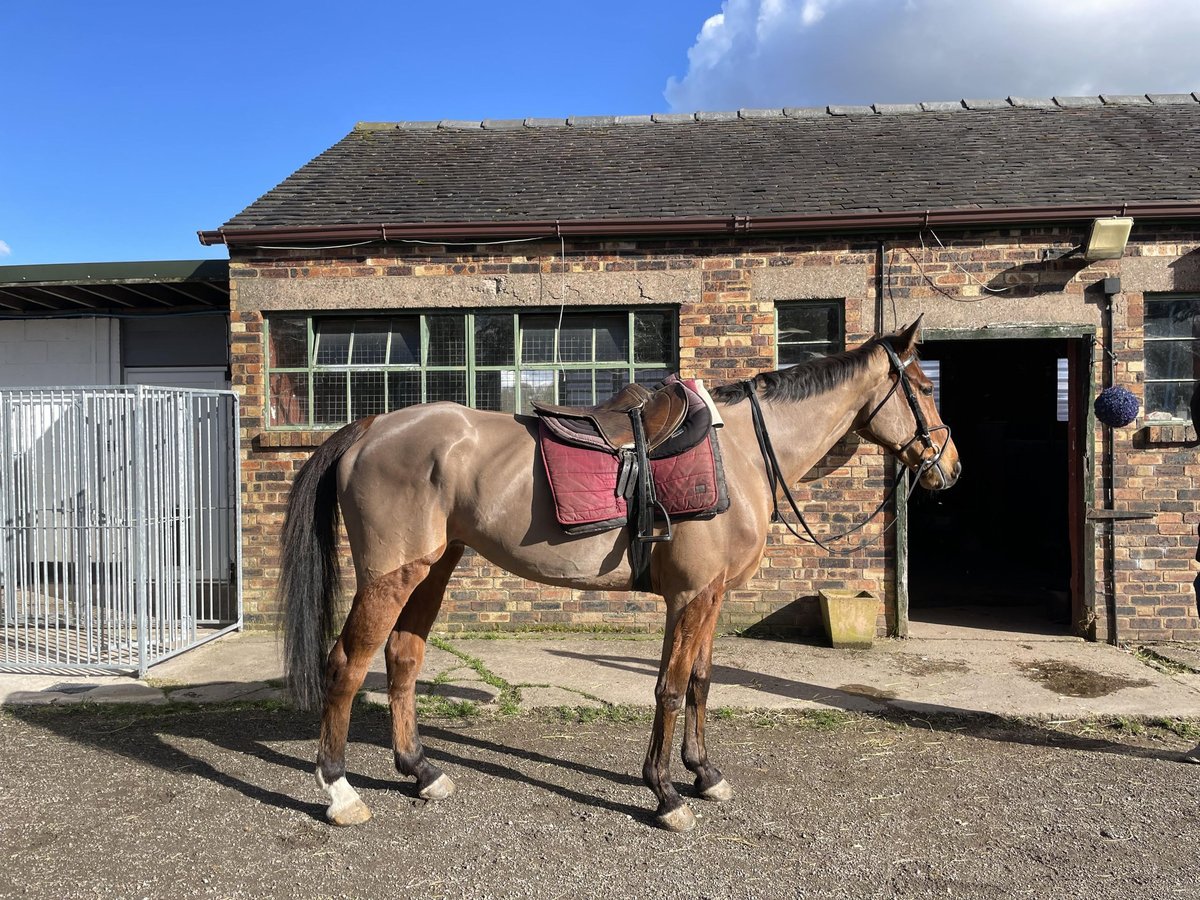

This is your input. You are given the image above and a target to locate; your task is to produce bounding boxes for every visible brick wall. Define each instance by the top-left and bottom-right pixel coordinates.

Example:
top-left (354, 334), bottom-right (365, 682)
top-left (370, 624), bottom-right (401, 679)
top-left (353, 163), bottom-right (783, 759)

top-left (228, 227), bottom-right (1200, 641)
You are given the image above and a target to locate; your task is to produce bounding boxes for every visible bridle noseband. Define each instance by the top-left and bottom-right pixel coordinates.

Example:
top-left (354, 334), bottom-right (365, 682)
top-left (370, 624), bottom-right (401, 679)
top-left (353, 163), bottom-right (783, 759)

top-left (743, 340), bottom-right (951, 553)
top-left (863, 341), bottom-right (951, 484)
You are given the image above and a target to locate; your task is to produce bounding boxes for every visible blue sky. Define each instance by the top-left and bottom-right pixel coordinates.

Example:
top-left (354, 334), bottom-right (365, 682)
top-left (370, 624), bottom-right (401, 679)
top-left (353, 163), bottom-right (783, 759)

top-left (3, 0), bottom-right (1198, 265)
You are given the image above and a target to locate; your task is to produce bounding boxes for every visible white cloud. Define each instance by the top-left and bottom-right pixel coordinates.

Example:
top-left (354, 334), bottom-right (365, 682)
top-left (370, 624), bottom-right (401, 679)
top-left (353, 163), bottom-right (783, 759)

top-left (666, 0), bottom-right (1200, 110)
top-left (0, 240), bottom-right (11, 258)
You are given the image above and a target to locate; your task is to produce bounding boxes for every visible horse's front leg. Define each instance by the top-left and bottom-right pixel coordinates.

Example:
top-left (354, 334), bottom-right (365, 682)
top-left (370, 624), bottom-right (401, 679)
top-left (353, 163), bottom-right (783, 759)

top-left (681, 629), bottom-right (734, 802)
top-left (317, 555), bottom-right (435, 825)
top-left (387, 544), bottom-right (464, 800)
top-left (643, 574), bottom-right (726, 832)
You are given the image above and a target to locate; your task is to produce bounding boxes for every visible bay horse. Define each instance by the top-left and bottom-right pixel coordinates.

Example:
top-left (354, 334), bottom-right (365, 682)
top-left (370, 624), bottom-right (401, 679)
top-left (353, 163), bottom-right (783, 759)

top-left (278, 318), bottom-right (960, 832)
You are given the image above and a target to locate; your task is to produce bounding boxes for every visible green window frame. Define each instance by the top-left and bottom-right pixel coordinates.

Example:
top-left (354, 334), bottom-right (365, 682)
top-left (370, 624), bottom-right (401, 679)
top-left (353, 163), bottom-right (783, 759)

top-left (264, 308), bottom-right (677, 428)
top-left (1145, 293), bottom-right (1200, 422)
top-left (776, 299), bottom-right (845, 366)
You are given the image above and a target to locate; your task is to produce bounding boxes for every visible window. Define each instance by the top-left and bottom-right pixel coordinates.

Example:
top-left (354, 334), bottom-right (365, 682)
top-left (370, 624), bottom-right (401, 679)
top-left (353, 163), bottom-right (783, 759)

top-left (265, 309), bottom-right (676, 427)
top-left (1145, 295), bottom-right (1200, 421)
top-left (776, 300), bottom-right (844, 366)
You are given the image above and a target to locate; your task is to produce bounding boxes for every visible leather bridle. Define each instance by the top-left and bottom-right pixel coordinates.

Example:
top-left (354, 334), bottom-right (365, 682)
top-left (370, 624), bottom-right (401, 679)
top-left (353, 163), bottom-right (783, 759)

top-left (743, 339), bottom-right (951, 554)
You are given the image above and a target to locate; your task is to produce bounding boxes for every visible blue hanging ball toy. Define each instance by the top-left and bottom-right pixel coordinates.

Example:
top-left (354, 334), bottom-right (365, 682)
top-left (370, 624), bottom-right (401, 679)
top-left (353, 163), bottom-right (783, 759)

top-left (1094, 386), bottom-right (1140, 428)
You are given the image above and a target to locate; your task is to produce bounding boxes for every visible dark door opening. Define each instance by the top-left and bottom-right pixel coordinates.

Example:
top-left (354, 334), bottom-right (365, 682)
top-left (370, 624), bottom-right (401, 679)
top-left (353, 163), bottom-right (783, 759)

top-left (908, 338), bottom-right (1079, 636)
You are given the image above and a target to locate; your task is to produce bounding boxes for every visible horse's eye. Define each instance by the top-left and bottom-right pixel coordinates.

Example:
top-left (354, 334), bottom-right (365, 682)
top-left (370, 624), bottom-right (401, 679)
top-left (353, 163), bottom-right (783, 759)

top-left (920, 385), bottom-right (934, 397)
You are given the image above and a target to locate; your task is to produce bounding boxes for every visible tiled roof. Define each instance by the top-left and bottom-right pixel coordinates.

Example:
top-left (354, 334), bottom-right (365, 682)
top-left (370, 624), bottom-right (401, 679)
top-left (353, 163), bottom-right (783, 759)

top-left (219, 95), bottom-right (1200, 230)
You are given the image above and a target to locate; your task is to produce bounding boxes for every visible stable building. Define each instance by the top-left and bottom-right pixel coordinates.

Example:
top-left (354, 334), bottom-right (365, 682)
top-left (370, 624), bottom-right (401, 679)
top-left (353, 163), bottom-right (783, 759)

top-left (200, 94), bottom-right (1200, 643)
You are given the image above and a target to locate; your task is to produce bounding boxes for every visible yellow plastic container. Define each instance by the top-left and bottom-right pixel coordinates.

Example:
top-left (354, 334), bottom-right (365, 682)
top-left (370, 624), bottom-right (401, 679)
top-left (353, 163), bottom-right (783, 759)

top-left (818, 589), bottom-right (879, 649)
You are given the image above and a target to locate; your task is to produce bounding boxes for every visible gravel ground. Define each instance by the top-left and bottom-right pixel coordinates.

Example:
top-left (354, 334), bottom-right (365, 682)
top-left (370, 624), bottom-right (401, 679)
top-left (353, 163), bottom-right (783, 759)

top-left (1, 704), bottom-right (1198, 900)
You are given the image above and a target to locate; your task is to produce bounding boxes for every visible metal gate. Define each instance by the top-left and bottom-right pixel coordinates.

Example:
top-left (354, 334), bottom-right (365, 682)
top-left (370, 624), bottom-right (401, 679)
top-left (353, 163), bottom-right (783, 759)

top-left (0, 386), bottom-right (241, 675)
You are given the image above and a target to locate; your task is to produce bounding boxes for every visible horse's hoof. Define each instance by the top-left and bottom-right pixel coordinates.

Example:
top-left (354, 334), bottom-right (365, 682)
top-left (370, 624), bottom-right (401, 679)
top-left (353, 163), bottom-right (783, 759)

top-left (327, 798), bottom-right (372, 826)
top-left (698, 778), bottom-right (735, 802)
top-left (1182, 747), bottom-right (1200, 765)
top-left (656, 804), bottom-right (697, 833)
top-left (418, 773), bottom-right (456, 801)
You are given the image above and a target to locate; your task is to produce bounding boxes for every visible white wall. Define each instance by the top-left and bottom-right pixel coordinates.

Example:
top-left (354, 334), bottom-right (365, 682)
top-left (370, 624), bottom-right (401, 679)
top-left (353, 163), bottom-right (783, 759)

top-left (0, 318), bottom-right (120, 387)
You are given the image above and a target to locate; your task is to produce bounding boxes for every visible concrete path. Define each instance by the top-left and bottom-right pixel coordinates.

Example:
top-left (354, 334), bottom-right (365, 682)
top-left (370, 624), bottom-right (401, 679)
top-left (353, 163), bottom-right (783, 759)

top-left (4, 630), bottom-right (1200, 720)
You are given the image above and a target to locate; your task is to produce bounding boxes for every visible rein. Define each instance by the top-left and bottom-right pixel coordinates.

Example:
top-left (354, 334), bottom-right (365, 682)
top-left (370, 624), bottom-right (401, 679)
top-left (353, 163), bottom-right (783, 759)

top-left (742, 341), bottom-right (949, 555)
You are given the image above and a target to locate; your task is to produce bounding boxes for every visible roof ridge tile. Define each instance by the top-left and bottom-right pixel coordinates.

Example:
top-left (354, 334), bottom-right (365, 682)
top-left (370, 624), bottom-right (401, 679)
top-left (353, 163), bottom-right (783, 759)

top-left (352, 93), bottom-right (1200, 133)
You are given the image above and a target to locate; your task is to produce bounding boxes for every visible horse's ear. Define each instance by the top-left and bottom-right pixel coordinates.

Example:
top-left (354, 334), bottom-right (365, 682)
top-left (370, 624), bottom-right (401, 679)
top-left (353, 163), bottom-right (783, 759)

top-left (896, 314), bottom-right (923, 353)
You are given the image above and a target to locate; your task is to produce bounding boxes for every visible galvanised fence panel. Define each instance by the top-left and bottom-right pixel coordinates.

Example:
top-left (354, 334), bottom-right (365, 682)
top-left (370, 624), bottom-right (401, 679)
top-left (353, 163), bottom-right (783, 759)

top-left (0, 386), bottom-right (241, 675)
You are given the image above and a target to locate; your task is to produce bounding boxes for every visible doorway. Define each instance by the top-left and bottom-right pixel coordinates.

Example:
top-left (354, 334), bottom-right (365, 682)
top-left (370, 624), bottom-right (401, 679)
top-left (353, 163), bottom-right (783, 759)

top-left (906, 336), bottom-right (1089, 637)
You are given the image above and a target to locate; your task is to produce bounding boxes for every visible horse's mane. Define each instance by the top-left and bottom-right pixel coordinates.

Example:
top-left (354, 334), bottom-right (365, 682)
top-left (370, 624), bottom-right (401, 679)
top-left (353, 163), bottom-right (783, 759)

top-left (710, 338), bottom-right (885, 405)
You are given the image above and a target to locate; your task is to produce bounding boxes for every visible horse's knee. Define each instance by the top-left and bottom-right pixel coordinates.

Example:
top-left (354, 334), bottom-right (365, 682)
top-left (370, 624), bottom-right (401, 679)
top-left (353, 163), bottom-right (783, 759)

top-left (655, 684), bottom-right (685, 714)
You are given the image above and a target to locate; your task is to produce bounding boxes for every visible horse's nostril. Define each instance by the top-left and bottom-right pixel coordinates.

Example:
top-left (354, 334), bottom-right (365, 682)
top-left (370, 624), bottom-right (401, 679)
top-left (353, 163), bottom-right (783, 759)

top-left (953, 461), bottom-right (963, 479)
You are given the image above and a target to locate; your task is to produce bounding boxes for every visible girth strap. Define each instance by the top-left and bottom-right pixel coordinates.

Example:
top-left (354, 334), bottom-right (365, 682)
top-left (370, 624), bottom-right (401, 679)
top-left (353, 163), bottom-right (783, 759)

top-left (627, 404), bottom-right (673, 591)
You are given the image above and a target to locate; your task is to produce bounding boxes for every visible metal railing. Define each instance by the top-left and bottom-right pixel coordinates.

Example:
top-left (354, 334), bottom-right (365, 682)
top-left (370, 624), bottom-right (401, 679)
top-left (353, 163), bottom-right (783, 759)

top-left (0, 386), bottom-right (242, 675)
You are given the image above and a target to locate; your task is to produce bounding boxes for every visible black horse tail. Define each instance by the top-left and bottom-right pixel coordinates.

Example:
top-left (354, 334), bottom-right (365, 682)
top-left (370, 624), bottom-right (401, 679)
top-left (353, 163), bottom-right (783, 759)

top-left (279, 416), bottom-right (375, 711)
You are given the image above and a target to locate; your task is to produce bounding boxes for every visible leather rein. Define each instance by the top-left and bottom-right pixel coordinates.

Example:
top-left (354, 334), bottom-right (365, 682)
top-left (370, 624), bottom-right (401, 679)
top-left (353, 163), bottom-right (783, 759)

top-left (742, 340), bottom-right (950, 554)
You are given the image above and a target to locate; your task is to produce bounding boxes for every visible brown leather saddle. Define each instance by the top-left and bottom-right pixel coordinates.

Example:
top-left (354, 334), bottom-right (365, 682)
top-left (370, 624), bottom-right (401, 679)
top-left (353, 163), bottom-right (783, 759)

top-left (532, 379), bottom-right (712, 591)
top-left (530, 381), bottom-right (691, 453)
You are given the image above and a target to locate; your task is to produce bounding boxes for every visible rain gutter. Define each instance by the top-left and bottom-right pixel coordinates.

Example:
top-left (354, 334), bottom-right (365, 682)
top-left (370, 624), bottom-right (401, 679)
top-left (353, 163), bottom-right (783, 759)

top-left (197, 201), bottom-right (1200, 248)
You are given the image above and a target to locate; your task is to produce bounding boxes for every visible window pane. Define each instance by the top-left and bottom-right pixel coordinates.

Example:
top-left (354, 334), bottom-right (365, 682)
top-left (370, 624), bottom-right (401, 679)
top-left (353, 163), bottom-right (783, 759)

top-left (313, 371), bottom-right (347, 424)
top-left (314, 321), bottom-right (353, 365)
top-left (779, 342), bottom-right (839, 366)
top-left (1145, 381), bottom-right (1195, 420)
top-left (634, 311), bottom-right (672, 363)
top-left (557, 315), bottom-right (593, 363)
top-left (521, 315), bottom-right (557, 363)
top-left (427, 371), bottom-right (467, 405)
top-left (778, 303), bottom-right (840, 344)
top-left (388, 318), bottom-right (420, 365)
top-left (269, 371), bottom-right (309, 426)
top-left (476, 370), bottom-right (516, 412)
top-left (593, 314), bottom-right (628, 362)
top-left (594, 368), bottom-right (629, 402)
top-left (559, 370), bottom-right (594, 406)
top-left (269, 317), bottom-right (307, 369)
top-left (350, 371), bottom-right (386, 418)
top-left (387, 371), bottom-right (421, 409)
top-left (1145, 298), bottom-right (1200, 339)
top-left (634, 368), bottom-right (669, 389)
top-left (427, 315), bottom-right (466, 366)
top-left (521, 370), bottom-right (556, 410)
top-left (351, 322), bottom-right (389, 365)
top-left (475, 314), bottom-right (515, 366)
top-left (1146, 340), bottom-right (1197, 381)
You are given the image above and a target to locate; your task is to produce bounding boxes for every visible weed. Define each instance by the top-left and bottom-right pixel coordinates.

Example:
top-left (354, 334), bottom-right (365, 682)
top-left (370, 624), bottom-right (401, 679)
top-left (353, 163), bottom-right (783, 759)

top-left (428, 637), bottom-right (521, 715)
top-left (711, 707), bottom-right (736, 721)
top-left (1107, 716), bottom-right (1145, 736)
top-left (416, 695), bottom-right (480, 719)
top-left (1129, 646), bottom-right (1197, 675)
top-left (1155, 717), bottom-right (1200, 740)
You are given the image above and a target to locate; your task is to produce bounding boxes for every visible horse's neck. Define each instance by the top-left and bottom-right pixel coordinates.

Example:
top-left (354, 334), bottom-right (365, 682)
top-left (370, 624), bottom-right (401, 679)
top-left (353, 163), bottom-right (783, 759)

top-left (752, 373), bottom-right (870, 485)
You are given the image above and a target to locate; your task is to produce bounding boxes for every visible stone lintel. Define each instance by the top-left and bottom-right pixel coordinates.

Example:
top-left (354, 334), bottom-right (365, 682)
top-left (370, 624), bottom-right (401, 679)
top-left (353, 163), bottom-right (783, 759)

top-left (234, 270), bottom-right (701, 311)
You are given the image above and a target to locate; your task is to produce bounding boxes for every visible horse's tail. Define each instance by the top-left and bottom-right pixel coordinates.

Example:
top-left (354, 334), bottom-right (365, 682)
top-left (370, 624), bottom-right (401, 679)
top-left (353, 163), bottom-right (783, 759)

top-left (279, 416), bottom-right (375, 711)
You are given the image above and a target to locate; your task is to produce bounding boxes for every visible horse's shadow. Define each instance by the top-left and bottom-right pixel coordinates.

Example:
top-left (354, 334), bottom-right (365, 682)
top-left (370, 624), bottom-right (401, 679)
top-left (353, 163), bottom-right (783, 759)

top-left (6, 696), bottom-right (655, 826)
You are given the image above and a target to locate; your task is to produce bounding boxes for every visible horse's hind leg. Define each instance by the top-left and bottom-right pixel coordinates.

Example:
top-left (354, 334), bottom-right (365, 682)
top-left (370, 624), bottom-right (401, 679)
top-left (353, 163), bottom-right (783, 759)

top-left (681, 630), bottom-right (734, 802)
top-left (316, 550), bottom-right (440, 826)
top-left (643, 574), bottom-right (726, 833)
top-left (386, 542), bottom-right (465, 800)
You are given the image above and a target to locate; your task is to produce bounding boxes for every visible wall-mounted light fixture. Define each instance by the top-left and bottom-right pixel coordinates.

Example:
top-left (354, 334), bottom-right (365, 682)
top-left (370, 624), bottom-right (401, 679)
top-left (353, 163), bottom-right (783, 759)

top-left (1083, 217), bottom-right (1134, 261)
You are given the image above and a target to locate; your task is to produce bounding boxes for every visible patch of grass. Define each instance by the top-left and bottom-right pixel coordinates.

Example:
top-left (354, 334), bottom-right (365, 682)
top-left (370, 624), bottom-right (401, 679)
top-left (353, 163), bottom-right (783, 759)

top-left (416, 695), bottom-right (480, 719)
top-left (551, 704), bottom-right (650, 725)
top-left (1154, 717), bottom-right (1200, 740)
top-left (1107, 716), bottom-right (1146, 736)
top-left (711, 706), bottom-right (736, 721)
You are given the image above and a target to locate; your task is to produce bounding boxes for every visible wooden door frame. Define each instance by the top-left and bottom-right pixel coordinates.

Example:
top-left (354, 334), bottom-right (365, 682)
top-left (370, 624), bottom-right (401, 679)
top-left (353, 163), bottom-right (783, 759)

top-left (894, 325), bottom-right (1097, 638)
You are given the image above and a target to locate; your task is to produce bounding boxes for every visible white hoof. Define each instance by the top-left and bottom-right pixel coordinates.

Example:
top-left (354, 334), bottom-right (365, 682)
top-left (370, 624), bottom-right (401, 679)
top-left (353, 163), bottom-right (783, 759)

top-left (316, 770), bottom-right (372, 826)
top-left (1182, 746), bottom-right (1200, 765)
top-left (418, 772), bottom-right (457, 801)
top-left (657, 804), bottom-right (697, 833)
top-left (699, 778), bottom-right (735, 802)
